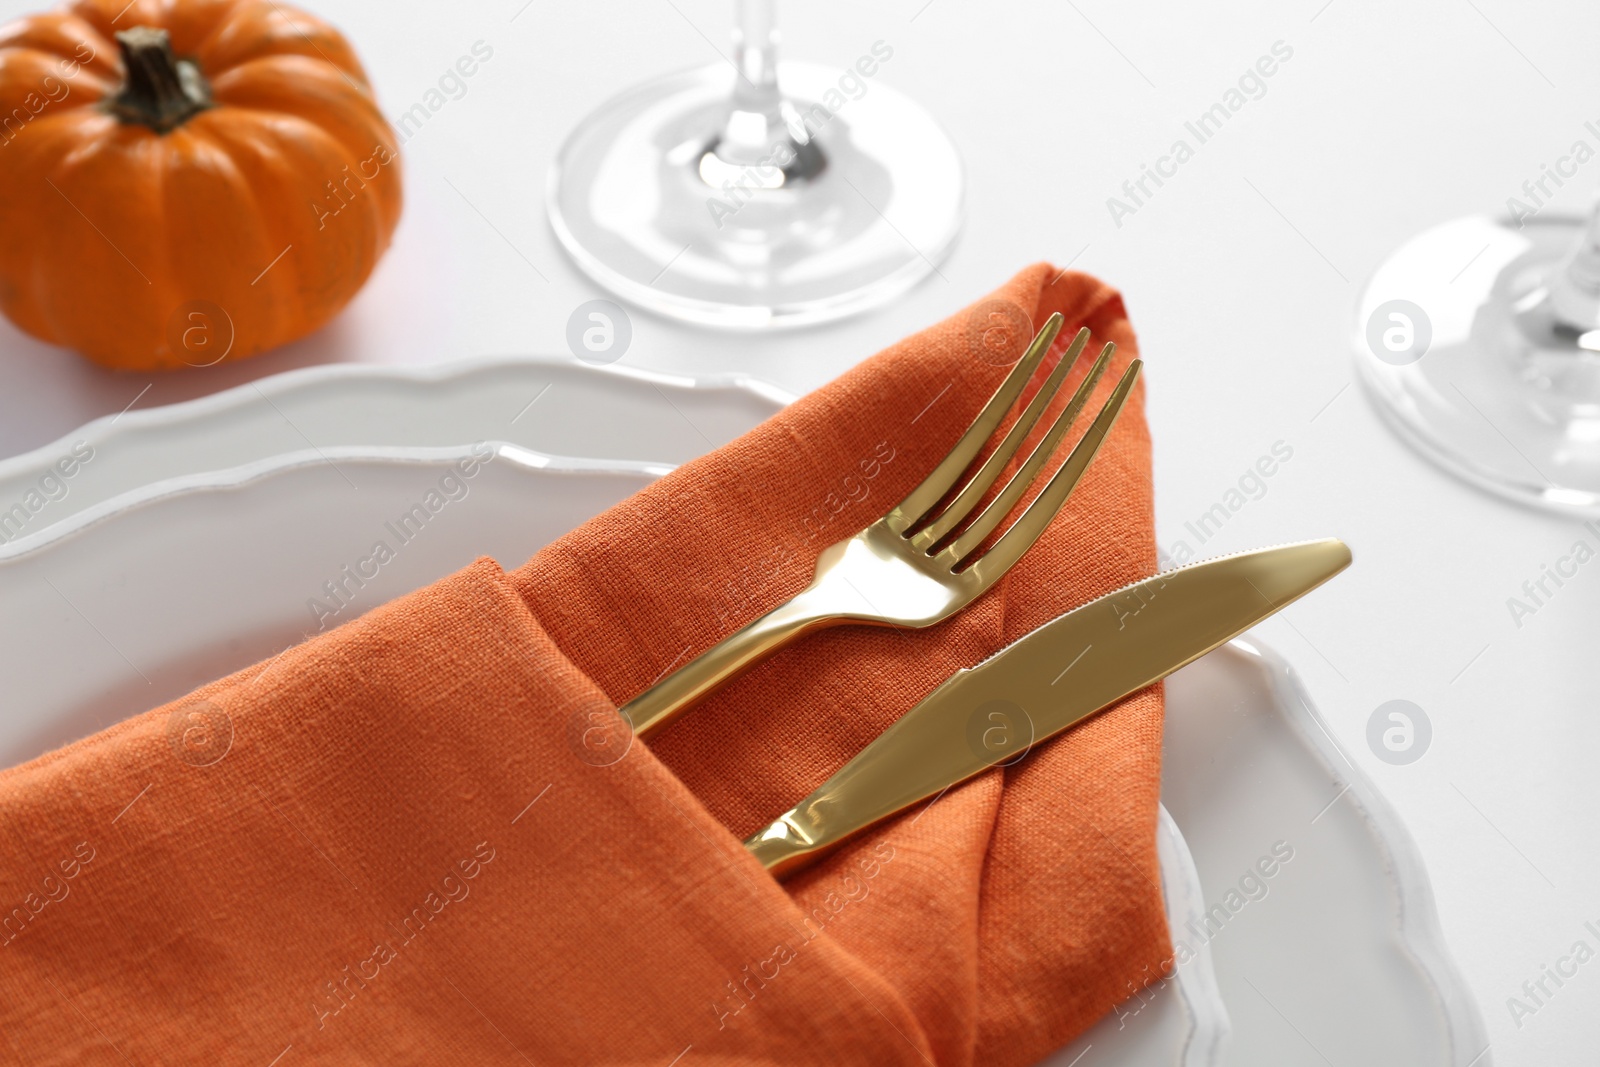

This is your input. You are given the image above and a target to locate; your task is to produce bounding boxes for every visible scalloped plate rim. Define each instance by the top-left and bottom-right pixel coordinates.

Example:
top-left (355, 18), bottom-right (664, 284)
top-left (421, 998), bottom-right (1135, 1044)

top-left (1219, 635), bottom-right (1490, 1064)
top-left (0, 354), bottom-right (800, 483)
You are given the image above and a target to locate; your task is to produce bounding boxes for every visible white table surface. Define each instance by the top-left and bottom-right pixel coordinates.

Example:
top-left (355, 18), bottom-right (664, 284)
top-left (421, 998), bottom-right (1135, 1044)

top-left (2, 1), bottom-right (1596, 1062)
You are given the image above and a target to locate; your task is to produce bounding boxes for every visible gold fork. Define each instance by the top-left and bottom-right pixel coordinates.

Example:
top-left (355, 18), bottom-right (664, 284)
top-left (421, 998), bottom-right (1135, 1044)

top-left (625, 313), bottom-right (1143, 737)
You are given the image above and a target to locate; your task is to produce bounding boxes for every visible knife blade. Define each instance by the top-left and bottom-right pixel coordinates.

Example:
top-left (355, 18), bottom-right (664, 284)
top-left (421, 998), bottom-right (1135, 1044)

top-left (745, 538), bottom-right (1352, 875)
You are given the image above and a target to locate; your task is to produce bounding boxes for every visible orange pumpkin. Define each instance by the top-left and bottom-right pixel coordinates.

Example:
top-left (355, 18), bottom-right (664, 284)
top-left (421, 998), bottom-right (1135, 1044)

top-left (0, 0), bottom-right (402, 370)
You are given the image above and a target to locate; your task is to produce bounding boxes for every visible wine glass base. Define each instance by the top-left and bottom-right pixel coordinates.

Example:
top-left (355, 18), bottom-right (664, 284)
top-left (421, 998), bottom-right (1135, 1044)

top-left (547, 62), bottom-right (964, 330)
top-left (1356, 213), bottom-right (1600, 514)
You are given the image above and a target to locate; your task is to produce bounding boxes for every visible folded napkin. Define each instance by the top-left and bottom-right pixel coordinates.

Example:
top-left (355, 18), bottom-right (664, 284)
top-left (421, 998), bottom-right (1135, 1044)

top-left (0, 265), bottom-right (1168, 1066)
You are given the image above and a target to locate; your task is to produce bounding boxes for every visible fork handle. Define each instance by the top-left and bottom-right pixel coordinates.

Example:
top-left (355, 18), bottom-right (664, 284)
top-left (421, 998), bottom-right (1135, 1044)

top-left (622, 589), bottom-right (834, 738)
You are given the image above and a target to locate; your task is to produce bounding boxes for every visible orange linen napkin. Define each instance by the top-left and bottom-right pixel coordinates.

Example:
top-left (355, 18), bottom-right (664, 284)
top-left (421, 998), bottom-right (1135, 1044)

top-left (0, 265), bottom-right (1169, 1066)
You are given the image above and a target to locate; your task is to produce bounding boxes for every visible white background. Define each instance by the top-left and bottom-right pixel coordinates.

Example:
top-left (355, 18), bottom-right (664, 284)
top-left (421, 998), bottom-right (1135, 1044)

top-left (1, 1), bottom-right (1597, 1062)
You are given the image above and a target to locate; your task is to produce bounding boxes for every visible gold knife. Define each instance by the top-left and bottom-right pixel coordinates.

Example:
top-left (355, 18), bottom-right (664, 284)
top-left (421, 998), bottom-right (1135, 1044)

top-left (745, 538), bottom-right (1352, 875)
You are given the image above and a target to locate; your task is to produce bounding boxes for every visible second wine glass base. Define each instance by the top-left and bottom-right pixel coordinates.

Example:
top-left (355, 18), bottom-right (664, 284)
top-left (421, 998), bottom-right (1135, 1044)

top-left (1356, 213), bottom-right (1600, 515)
top-left (547, 62), bottom-right (964, 330)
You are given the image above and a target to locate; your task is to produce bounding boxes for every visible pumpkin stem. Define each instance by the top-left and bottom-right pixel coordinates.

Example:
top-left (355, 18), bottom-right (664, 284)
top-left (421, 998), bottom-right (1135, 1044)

top-left (107, 27), bottom-right (212, 133)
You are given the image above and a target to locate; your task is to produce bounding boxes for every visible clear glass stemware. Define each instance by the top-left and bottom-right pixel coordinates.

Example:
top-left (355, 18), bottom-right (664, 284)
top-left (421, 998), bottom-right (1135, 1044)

top-left (547, 0), bottom-right (964, 329)
top-left (1357, 199), bottom-right (1600, 513)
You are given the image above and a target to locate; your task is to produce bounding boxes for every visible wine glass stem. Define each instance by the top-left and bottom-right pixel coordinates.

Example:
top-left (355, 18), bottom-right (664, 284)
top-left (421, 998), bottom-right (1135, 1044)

top-left (704, 0), bottom-right (824, 182)
top-left (732, 0), bottom-right (781, 115)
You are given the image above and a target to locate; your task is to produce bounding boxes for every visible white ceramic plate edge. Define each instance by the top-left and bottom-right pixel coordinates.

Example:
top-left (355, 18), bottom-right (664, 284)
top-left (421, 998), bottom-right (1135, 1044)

top-left (0, 353), bottom-right (798, 487)
top-left (0, 355), bottom-right (800, 550)
top-left (1158, 802), bottom-right (1232, 1066)
top-left (1237, 635), bottom-right (1491, 1065)
top-left (0, 442), bottom-right (672, 562)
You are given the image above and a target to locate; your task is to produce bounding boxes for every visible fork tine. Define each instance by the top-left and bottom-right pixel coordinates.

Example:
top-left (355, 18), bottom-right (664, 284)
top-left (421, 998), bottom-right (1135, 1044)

top-left (885, 312), bottom-right (1064, 534)
top-left (937, 341), bottom-right (1114, 565)
top-left (909, 328), bottom-right (1091, 551)
top-left (960, 358), bottom-right (1143, 584)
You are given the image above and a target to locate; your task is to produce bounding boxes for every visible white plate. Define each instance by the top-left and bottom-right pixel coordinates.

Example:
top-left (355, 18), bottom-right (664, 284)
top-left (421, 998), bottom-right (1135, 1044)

top-left (0, 443), bottom-right (1221, 1064)
top-left (0, 369), bottom-right (1484, 1063)
top-left (0, 357), bottom-right (790, 554)
top-left (1162, 639), bottom-right (1488, 1065)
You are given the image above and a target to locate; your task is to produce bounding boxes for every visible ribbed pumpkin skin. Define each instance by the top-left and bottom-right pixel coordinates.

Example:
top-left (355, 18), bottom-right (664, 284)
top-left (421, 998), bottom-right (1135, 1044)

top-left (0, 0), bottom-right (402, 370)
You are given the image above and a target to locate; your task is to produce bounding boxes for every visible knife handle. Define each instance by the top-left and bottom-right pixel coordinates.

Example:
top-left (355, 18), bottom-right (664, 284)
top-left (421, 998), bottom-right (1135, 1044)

top-left (744, 809), bottom-right (827, 876)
